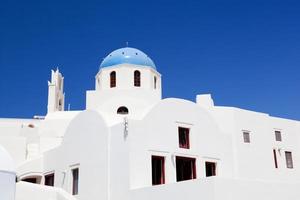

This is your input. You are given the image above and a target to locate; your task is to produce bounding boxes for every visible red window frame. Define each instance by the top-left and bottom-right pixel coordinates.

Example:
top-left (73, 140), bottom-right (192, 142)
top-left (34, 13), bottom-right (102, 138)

top-left (72, 168), bottom-right (79, 195)
top-left (176, 156), bottom-right (196, 182)
top-left (273, 149), bottom-right (278, 168)
top-left (134, 70), bottom-right (141, 87)
top-left (110, 71), bottom-right (116, 88)
top-left (45, 173), bottom-right (55, 186)
top-left (205, 162), bottom-right (216, 177)
top-left (178, 127), bottom-right (190, 149)
top-left (151, 156), bottom-right (165, 185)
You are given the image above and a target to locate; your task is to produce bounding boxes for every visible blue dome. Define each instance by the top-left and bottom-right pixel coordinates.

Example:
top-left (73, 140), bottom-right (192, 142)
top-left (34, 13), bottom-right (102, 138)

top-left (100, 47), bottom-right (156, 70)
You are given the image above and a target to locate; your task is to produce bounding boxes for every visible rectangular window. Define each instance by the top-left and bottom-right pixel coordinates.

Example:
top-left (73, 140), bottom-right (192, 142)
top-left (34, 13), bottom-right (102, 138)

top-left (243, 131), bottom-right (250, 143)
top-left (72, 168), bottom-right (79, 195)
top-left (176, 156), bottom-right (196, 182)
top-left (275, 131), bottom-right (282, 141)
top-left (45, 173), bottom-right (55, 186)
top-left (178, 127), bottom-right (190, 149)
top-left (152, 156), bottom-right (165, 185)
top-left (285, 151), bottom-right (293, 169)
top-left (273, 149), bottom-right (278, 168)
top-left (205, 162), bottom-right (216, 177)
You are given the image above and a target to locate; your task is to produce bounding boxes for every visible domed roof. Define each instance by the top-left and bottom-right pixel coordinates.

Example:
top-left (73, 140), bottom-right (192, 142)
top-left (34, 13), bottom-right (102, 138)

top-left (0, 145), bottom-right (15, 173)
top-left (100, 47), bottom-right (156, 69)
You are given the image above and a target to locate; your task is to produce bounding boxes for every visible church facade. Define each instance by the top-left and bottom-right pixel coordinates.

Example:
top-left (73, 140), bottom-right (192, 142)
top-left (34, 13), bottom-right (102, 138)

top-left (0, 47), bottom-right (300, 200)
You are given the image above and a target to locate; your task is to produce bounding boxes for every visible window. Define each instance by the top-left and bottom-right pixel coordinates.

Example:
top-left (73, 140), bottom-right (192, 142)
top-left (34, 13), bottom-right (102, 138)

top-left (45, 173), bottom-right (55, 186)
top-left (152, 156), bottom-right (165, 185)
top-left (117, 106), bottom-right (129, 115)
top-left (243, 131), bottom-right (250, 143)
top-left (275, 131), bottom-right (282, 141)
top-left (22, 178), bottom-right (37, 184)
top-left (134, 70), bottom-right (141, 87)
top-left (205, 162), bottom-right (216, 177)
top-left (176, 156), bottom-right (196, 182)
top-left (110, 71), bottom-right (116, 88)
top-left (72, 168), bottom-right (79, 195)
top-left (273, 149), bottom-right (278, 168)
top-left (21, 176), bottom-right (42, 184)
top-left (178, 127), bottom-right (190, 149)
top-left (285, 151), bottom-right (293, 169)
top-left (154, 76), bottom-right (157, 89)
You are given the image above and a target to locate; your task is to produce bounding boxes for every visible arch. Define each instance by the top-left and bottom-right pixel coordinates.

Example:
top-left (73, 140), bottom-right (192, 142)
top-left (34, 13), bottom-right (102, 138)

top-left (134, 70), bottom-right (141, 87)
top-left (20, 174), bottom-right (42, 184)
top-left (110, 71), bottom-right (116, 88)
top-left (117, 106), bottom-right (129, 115)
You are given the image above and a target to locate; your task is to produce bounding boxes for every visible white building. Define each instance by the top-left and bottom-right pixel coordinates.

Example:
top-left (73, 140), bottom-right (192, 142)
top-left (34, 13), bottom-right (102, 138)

top-left (1, 47), bottom-right (300, 200)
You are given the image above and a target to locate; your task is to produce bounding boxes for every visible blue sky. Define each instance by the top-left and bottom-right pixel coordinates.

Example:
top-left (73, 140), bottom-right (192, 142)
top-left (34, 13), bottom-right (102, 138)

top-left (0, 0), bottom-right (299, 120)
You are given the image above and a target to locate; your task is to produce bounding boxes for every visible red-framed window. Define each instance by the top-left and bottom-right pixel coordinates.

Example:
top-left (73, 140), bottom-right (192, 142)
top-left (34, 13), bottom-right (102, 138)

top-left (178, 127), bottom-right (190, 149)
top-left (134, 70), bottom-right (141, 87)
top-left (205, 162), bottom-right (216, 177)
top-left (273, 149), bottom-right (278, 168)
top-left (110, 71), bottom-right (116, 88)
top-left (45, 173), bottom-right (55, 186)
top-left (72, 168), bottom-right (79, 195)
top-left (176, 156), bottom-right (196, 182)
top-left (152, 156), bottom-right (165, 185)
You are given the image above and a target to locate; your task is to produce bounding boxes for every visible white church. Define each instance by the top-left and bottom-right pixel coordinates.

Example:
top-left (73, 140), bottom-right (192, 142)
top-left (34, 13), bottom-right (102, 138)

top-left (0, 47), bottom-right (300, 200)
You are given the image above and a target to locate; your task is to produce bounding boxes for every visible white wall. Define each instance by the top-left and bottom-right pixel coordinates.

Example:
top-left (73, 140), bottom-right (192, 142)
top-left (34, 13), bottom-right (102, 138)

top-left (129, 98), bottom-right (233, 188)
top-left (43, 110), bottom-right (109, 200)
top-left (0, 172), bottom-right (16, 200)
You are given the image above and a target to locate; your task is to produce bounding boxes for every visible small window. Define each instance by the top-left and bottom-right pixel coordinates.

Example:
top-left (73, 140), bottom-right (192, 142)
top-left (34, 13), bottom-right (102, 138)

top-left (45, 173), bottom-right (55, 186)
top-left (205, 162), bottom-right (216, 177)
top-left (243, 131), bottom-right (250, 143)
top-left (275, 131), bottom-right (282, 141)
top-left (176, 156), bottom-right (196, 182)
top-left (178, 127), bottom-right (190, 149)
top-left (134, 70), bottom-right (141, 87)
top-left (285, 151), bottom-right (293, 169)
top-left (72, 168), bottom-right (79, 195)
top-left (273, 149), bottom-right (278, 168)
top-left (22, 178), bottom-right (37, 184)
top-left (110, 71), bottom-right (116, 88)
top-left (154, 76), bottom-right (157, 89)
top-left (152, 156), bottom-right (165, 185)
top-left (117, 106), bottom-right (129, 115)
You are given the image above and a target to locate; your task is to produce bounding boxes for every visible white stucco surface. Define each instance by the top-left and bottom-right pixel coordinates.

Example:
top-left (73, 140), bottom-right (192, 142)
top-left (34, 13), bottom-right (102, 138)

top-left (1, 48), bottom-right (300, 200)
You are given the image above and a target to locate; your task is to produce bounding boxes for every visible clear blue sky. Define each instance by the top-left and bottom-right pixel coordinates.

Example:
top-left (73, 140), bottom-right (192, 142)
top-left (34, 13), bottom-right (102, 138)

top-left (0, 0), bottom-right (299, 120)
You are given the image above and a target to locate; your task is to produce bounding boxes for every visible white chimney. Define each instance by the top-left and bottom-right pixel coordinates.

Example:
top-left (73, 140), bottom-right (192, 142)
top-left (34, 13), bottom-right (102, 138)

top-left (196, 94), bottom-right (214, 108)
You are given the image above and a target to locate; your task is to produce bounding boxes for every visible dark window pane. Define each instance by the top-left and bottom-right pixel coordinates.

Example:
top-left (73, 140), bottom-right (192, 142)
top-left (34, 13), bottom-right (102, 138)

top-left (273, 149), bottom-right (278, 168)
top-left (45, 173), bottom-right (55, 186)
top-left (176, 156), bottom-right (196, 182)
top-left (22, 178), bottom-right (37, 184)
top-left (72, 168), bottom-right (79, 195)
top-left (285, 152), bottom-right (293, 169)
top-left (243, 132), bottom-right (250, 143)
top-left (275, 131), bottom-right (282, 141)
top-left (205, 162), bottom-right (216, 177)
top-left (117, 106), bottom-right (129, 115)
top-left (179, 127), bottom-right (190, 149)
top-left (110, 71), bottom-right (116, 88)
top-left (152, 156), bottom-right (165, 185)
top-left (134, 70), bottom-right (141, 87)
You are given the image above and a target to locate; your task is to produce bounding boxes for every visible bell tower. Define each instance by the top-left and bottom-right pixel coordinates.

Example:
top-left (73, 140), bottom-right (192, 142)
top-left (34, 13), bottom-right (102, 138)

top-left (47, 69), bottom-right (65, 113)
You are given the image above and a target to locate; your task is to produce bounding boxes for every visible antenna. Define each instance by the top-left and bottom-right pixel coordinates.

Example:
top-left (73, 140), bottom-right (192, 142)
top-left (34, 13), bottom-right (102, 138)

top-left (126, 41), bottom-right (129, 47)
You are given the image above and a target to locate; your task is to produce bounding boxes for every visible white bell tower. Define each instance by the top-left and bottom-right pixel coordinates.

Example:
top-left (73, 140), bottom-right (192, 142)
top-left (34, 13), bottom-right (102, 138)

top-left (47, 69), bottom-right (65, 113)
